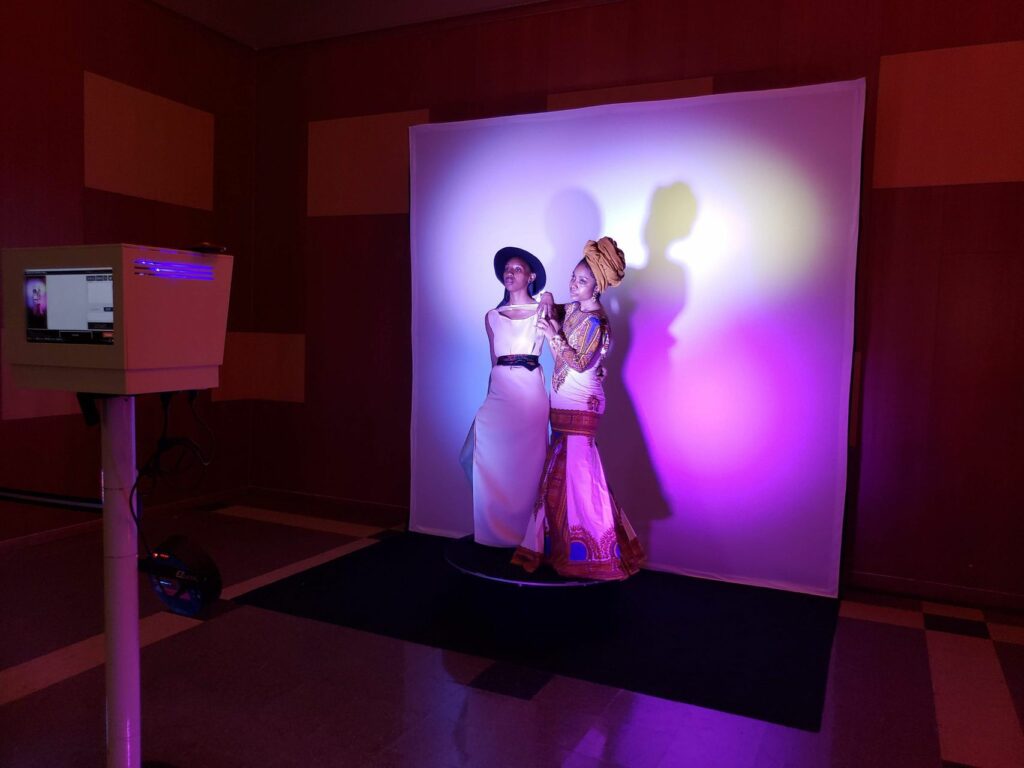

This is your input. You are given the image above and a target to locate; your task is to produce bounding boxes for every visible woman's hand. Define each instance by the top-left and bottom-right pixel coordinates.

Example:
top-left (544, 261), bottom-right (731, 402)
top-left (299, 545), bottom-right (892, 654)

top-left (537, 292), bottom-right (555, 320)
top-left (536, 315), bottom-right (561, 339)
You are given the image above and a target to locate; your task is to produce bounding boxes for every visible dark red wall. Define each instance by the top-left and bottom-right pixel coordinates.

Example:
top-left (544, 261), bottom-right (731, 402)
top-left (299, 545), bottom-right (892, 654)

top-left (249, 0), bottom-right (1024, 606)
top-left (0, 0), bottom-right (254, 503)
top-left (3, 0), bottom-right (1022, 606)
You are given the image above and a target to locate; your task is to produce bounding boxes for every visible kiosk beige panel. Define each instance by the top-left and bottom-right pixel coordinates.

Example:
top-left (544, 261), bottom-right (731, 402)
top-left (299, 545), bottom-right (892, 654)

top-left (1, 336), bottom-right (79, 420)
top-left (2, 244), bottom-right (232, 395)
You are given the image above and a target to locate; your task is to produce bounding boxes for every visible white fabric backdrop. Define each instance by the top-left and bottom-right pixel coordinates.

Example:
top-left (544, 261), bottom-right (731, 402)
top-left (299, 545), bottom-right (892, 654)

top-left (409, 80), bottom-right (864, 597)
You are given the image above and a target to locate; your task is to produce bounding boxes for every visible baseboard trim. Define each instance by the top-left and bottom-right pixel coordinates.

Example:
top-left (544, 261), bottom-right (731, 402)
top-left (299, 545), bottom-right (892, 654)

top-left (0, 487), bottom-right (101, 512)
top-left (845, 570), bottom-right (1024, 612)
top-left (245, 486), bottom-right (409, 512)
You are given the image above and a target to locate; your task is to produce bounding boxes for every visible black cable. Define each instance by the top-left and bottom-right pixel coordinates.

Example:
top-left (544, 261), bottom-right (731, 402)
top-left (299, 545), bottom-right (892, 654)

top-left (187, 390), bottom-right (216, 466)
top-left (129, 391), bottom-right (216, 557)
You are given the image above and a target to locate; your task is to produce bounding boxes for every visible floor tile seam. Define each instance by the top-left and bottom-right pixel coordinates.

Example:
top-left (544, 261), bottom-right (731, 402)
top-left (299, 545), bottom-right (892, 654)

top-left (215, 505), bottom-right (385, 538)
top-left (926, 630), bottom-right (1024, 768)
top-left (0, 518), bottom-right (103, 555)
top-left (0, 612), bottom-right (199, 707)
top-left (215, 504), bottom-right (381, 535)
top-left (924, 614), bottom-right (993, 640)
top-left (228, 499), bottom-right (404, 527)
top-left (838, 600), bottom-right (925, 628)
top-left (0, 539), bottom-right (378, 706)
top-left (989, 623), bottom-right (1024, 645)
top-left (843, 606), bottom-right (1024, 647)
top-left (843, 597), bottom-right (1022, 618)
top-left (220, 537), bottom-right (379, 600)
top-left (305, 712), bottom-right (438, 764)
top-left (843, 599), bottom-right (1021, 637)
top-left (841, 602), bottom-right (1024, 765)
top-left (923, 601), bottom-right (987, 621)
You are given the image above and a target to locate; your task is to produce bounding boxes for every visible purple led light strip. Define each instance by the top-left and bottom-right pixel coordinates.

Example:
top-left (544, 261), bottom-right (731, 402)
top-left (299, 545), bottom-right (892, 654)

top-left (133, 259), bottom-right (214, 281)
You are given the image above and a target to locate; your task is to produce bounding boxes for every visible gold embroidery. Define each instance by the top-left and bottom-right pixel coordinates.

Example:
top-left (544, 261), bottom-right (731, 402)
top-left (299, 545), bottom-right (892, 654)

top-left (512, 404), bottom-right (646, 582)
top-left (550, 408), bottom-right (600, 436)
top-left (567, 525), bottom-right (601, 558)
top-left (550, 335), bottom-right (570, 392)
top-left (550, 303), bottom-right (609, 392)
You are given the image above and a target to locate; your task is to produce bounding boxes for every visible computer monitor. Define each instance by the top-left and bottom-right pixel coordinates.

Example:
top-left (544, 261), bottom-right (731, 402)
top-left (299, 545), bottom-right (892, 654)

top-left (24, 267), bottom-right (115, 345)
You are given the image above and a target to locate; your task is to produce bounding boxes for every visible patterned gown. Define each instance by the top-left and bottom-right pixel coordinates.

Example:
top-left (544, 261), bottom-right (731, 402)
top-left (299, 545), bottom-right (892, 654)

top-left (513, 302), bottom-right (644, 579)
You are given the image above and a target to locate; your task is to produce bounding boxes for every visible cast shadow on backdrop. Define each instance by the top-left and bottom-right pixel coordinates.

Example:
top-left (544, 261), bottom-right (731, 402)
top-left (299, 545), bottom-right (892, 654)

top-left (543, 183), bottom-right (698, 547)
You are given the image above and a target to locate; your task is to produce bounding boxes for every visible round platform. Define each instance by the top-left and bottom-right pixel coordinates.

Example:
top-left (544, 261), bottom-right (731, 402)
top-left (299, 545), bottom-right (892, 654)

top-left (443, 535), bottom-right (608, 588)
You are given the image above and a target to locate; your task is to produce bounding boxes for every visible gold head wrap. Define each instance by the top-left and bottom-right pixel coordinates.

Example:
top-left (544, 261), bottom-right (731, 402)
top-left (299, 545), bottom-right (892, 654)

top-left (582, 236), bottom-right (626, 292)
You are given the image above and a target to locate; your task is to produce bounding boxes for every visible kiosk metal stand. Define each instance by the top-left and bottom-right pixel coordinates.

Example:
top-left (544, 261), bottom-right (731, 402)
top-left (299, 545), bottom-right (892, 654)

top-left (101, 395), bottom-right (141, 768)
top-left (2, 244), bottom-right (233, 768)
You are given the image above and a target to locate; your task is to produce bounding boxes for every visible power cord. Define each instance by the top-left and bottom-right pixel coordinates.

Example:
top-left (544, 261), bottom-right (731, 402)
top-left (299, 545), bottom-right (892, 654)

top-left (129, 390), bottom-right (214, 557)
top-left (76, 390), bottom-right (222, 618)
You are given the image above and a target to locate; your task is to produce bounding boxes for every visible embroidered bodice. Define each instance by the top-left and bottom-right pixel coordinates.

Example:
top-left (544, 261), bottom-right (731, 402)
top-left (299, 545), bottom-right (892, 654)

top-left (549, 302), bottom-right (611, 392)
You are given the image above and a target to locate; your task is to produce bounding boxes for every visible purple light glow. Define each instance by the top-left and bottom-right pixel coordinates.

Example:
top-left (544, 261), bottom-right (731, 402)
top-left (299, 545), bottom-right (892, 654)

top-left (410, 81), bottom-right (864, 596)
top-left (133, 259), bottom-right (213, 281)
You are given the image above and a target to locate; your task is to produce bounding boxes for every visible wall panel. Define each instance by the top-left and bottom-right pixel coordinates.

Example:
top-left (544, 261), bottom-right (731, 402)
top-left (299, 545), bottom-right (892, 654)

top-left (84, 72), bottom-right (215, 210)
top-left (874, 42), bottom-right (1024, 188)
top-left (307, 110), bottom-right (429, 217)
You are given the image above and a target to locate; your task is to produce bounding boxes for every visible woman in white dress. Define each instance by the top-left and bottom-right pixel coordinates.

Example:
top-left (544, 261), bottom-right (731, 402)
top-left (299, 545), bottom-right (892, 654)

top-left (513, 237), bottom-right (644, 580)
top-left (464, 247), bottom-right (550, 547)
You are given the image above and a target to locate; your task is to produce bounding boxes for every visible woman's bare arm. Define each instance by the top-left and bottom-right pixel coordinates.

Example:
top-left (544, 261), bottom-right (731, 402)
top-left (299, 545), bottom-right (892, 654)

top-left (485, 311), bottom-right (496, 367)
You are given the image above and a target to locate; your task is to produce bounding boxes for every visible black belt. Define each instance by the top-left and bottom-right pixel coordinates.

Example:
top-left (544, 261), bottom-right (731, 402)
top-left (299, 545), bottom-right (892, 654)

top-left (496, 354), bottom-right (540, 371)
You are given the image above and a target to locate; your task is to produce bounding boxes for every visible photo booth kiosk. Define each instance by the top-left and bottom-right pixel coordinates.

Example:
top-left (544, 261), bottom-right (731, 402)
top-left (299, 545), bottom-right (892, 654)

top-left (2, 243), bottom-right (233, 768)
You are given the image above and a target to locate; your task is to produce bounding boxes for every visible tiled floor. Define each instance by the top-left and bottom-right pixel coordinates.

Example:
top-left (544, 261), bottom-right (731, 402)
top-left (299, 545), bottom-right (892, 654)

top-left (1, 497), bottom-right (1023, 768)
top-left (0, 498), bottom-right (99, 548)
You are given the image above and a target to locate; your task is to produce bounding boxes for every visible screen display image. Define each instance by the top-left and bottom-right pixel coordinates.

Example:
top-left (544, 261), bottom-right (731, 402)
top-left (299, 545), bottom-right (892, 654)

top-left (24, 268), bottom-right (114, 344)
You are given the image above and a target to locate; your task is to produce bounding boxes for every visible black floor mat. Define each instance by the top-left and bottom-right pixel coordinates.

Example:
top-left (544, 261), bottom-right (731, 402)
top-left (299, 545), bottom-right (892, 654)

top-left (236, 532), bottom-right (838, 730)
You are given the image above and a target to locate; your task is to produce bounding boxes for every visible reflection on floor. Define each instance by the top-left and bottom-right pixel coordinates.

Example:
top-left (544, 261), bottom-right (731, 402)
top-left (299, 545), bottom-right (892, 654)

top-left (236, 532), bottom-right (838, 731)
top-left (1, 494), bottom-right (1022, 768)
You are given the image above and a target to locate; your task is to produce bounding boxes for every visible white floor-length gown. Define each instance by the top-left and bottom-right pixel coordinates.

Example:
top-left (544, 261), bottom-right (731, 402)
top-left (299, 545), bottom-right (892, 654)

top-left (462, 305), bottom-right (549, 547)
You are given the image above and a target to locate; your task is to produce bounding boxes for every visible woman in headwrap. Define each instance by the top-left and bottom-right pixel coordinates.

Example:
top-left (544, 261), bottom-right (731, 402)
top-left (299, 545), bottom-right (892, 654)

top-left (512, 237), bottom-right (644, 579)
top-left (462, 247), bottom-right (550, 547)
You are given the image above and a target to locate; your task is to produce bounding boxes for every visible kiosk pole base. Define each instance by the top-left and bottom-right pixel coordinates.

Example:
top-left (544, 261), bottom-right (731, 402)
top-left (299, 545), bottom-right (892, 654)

top-left (101, 396), bottom-right (141, 768)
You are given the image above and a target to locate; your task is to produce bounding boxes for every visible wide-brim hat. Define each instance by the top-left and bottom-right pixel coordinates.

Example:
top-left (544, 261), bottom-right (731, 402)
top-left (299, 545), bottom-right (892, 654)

top-left (493, 246), bottom-right (546, 295)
